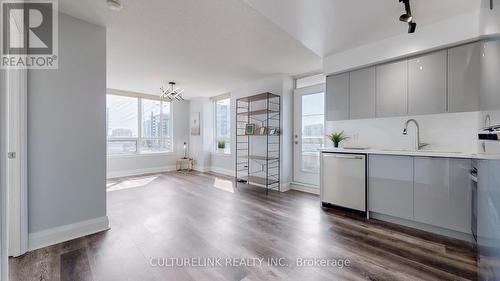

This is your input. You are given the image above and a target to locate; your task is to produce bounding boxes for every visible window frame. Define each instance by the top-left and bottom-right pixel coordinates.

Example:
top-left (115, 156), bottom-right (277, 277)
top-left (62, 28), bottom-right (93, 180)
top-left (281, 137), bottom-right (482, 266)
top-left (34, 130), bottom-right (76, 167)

top-left (213, 97), bottom-right (231, 155)
top-left (107, 92), bottom-right (173, 156)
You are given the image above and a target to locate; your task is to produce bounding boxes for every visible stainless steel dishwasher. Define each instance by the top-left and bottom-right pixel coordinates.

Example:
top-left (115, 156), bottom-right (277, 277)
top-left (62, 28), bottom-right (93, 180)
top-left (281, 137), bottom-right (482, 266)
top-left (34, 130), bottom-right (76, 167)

top-left (320, 152), bottom-right (367, 212)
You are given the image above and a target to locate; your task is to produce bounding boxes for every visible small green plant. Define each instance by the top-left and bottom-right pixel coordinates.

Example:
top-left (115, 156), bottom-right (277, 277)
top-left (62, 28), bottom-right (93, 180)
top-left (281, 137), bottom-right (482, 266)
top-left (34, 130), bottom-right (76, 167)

top-left (217, 139), bottom-right (226, 149)
top-left (327, 131), bottom-right (349, 147)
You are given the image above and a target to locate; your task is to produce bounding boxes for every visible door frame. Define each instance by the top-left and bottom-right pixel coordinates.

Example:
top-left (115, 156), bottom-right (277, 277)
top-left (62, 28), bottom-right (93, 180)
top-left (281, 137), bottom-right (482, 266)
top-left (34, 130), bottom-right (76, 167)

top-left (4, 8), bottom-right (29, 258)
top-left (293, 83), bottom-right (326, 187)
top-left (1, 67), bottom-right (8, 281)
top-left (6, 65), bottom-right (29, 257)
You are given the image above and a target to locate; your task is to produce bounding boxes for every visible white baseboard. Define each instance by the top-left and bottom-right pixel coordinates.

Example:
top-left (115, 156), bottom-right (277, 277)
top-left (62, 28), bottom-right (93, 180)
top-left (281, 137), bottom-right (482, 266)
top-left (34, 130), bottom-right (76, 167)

top-left (107, 165), bottom-right (175, 179)
top-left (210, 167), bottom-right (234, 177)
top-left (290, 182), bottom-right (320, 195)
top-left (193, 166), bottom-right (211, 173)
top-left (280, 182), bottom-right (291, 192)
top-left (29, 216), bottom-right (110, 251)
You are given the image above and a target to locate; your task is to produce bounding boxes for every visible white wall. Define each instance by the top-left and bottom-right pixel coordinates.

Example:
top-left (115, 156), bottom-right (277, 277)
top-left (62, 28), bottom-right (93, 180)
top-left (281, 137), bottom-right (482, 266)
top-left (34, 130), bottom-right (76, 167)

top-left (326, 112), bottom-right (480, 154)
top-left (324, 1), bottom-right (500, 76)
top-left (323, 11), bottom-right (481, 75)
top-left (107, 100), bottom-right (190, 178)
top-left (27, 14), bottom-right (107, 235)
top-left (188, 98), bottom-right (212, 172)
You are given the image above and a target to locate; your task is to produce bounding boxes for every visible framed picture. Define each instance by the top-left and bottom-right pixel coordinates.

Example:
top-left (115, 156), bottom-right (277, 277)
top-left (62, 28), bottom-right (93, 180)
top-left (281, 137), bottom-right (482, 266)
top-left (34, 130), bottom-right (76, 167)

top-left (259, 127), bottom-right (266, 135)
top-left (245, 123), bottom-right (256, 135)
top-left (191, 112), bottom-right (200, 135)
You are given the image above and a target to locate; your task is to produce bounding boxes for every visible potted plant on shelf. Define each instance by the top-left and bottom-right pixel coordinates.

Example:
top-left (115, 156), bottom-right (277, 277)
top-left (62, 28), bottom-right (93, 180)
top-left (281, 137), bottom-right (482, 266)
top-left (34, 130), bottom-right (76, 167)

top-left (327, 131), bottom-right (349, 148)
top-left (217, 139), bottom-right (226, 151)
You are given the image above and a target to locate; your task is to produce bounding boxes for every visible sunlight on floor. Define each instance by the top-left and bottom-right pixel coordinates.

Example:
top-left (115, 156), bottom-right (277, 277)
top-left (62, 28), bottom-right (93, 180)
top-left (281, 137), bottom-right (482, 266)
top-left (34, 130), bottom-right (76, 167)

top-left (107, 175), bottom-right (160, 192)
top-left (213, 178), bottom-right (234, 193)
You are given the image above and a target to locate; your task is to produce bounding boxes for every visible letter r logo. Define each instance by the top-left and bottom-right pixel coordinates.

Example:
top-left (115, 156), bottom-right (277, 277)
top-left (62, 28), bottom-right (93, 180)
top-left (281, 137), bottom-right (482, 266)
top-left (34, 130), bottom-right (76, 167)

top-left (2, 1), bottom-right (53, 55)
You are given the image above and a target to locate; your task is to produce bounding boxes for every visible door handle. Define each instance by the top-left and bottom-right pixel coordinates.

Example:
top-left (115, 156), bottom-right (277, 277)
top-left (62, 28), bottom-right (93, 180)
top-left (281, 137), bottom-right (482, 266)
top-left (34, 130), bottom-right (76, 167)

top-left (8, 152), bottom-right (16, 159)
top-left (323, 154), bottom-right (363, 160)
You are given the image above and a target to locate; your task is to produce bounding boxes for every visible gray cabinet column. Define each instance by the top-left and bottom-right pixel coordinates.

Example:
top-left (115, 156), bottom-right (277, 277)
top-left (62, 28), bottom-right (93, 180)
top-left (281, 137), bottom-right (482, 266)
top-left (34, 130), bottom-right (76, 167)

top-left (376, 60), bottom-right (408, 117)
top-left (480, 39), bottom-right (500, 111)
top-left (349, 67), bottom-right (376, 119)
top-left (448, 42), bottom-right (480, 113)
top-left (408, 51), bottom-right (447, 115)
top-left (325, 73), bottom-right (349, 121)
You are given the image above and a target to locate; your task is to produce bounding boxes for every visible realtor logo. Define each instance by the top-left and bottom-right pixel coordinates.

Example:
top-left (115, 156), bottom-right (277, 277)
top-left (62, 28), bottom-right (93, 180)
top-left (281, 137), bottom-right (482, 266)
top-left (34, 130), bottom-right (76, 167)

top-left (1, 0), bottom-right (58, 69)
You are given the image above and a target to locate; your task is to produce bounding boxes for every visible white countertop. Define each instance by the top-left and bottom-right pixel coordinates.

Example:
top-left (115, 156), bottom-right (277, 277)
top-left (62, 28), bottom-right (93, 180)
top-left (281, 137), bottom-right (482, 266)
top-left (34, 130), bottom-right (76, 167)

top-left (319, 147), bottom-right (500, 159)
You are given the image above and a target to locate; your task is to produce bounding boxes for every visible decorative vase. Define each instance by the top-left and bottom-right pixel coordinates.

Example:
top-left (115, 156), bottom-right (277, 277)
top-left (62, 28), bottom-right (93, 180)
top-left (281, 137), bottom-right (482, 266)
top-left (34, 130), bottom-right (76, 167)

top-left (333, 141), bottom-right (339, 148)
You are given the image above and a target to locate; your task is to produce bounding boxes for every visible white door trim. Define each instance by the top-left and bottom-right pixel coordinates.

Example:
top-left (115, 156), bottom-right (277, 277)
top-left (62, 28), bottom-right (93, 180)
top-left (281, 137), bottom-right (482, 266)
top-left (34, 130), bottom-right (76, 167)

top-left (6, 66), bottom-right (29, 257)
top-left (1, 68), bottom-right (9, 281)
top-left (293, 83), bottom-right (325, 186)
top-left (5, 9), bottom-right (29, 257)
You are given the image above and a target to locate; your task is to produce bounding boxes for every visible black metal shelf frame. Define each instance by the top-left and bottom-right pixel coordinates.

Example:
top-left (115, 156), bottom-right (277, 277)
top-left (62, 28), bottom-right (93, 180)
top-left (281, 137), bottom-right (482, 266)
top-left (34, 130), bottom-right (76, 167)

top-left (235, 92), bottom-right (281, 194)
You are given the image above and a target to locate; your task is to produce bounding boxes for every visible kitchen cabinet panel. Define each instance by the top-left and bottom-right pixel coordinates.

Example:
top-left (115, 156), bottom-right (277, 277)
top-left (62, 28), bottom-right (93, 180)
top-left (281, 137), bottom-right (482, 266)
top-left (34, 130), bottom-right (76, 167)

top-left (480, 40), bottom-right (500, 111)
top-left (414, 157), bottom-right (471, 233)
top-left (325, 73), bottom-right (349, 121)
top-left (376, 60), bottom-right (408, 117)
top-left (349, 67), bottom-right (376, 119)
top-left (448, 42), bottom-right (480, 113)
top-left (368, 155), bottom-right (414, 220)
top-left (477, 159), bottom-right (500, 279)
top-left (408, 51), bottom-right (447, 115)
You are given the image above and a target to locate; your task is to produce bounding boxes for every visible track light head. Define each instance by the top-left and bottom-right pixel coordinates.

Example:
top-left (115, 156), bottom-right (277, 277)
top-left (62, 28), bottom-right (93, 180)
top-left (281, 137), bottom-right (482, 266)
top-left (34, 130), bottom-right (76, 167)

top-left (408, 22), bottom-right (417, 33)
top-left (398, 0), bottom-right (416, 33)
top-left (399, 13), bottom-right (413, 23)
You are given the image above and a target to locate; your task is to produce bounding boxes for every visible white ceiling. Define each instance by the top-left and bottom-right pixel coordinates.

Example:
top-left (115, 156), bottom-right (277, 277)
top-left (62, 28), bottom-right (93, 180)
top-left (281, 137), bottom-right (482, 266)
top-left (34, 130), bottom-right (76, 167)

top-left (59, 0), bottom-right (322, 98)
top-left (59, 0), bottom-right (480, 98)
top-left (243, 0), bottom-right (481, 57)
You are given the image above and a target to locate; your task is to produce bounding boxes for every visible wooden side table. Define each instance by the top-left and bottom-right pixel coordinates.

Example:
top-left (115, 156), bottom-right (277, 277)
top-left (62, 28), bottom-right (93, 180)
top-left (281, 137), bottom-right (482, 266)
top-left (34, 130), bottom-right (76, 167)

top-left (176, 158), bottom-right (193, 172)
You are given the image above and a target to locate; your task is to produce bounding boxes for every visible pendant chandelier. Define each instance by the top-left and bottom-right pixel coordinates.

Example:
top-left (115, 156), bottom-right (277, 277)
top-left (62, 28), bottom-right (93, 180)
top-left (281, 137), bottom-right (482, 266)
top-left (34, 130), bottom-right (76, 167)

top-left (160, 82), bottom-right (184, 101)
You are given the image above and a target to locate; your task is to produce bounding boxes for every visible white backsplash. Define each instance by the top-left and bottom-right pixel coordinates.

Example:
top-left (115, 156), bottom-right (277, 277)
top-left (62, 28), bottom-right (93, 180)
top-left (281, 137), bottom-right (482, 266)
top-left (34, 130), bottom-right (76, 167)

top-left (325, 111), bottom-right (480, 154)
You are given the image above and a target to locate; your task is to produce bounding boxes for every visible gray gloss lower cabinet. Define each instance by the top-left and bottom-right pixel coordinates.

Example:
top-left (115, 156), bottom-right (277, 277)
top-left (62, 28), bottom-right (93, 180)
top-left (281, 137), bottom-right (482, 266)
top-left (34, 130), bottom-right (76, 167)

top-left (408, 51), bottom-right (447, 115)
top-left (349, 67), bottom-right (376, 119)
top-left (413, 157), bottom-right (471, 233)
top-left (326, 73), bottom-right (349, 121)
top-left (368, 155), bottom-right (414, 220)
top-left (376, 60), bottom-right (408, 117)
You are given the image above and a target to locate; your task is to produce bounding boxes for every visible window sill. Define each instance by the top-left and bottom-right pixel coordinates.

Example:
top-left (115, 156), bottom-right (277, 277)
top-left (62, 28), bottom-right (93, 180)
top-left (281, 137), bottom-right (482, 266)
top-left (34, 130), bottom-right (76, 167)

top-left (107, 152), bottom-right (175, 159)
top-left (212, 152), bottom-right (232, 156)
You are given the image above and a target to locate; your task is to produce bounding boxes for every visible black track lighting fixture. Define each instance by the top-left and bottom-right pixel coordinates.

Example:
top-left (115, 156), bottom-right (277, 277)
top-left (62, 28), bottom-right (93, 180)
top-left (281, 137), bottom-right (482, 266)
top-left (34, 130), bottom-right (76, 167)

top-left (399, 0), bottom-right (417, 33)
top-left (408, 22), bottom-right (417, 33)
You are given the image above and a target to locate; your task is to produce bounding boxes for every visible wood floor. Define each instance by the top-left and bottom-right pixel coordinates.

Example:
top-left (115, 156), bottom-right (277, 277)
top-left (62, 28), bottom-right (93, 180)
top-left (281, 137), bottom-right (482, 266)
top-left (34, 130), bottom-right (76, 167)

top-left (10, 172), bottom-right (478, 281)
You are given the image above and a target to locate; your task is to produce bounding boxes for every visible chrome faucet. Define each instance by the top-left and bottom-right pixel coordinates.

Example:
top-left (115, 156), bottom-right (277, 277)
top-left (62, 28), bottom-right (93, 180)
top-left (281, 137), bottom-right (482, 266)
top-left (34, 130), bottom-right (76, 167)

top-left (403, 119), bottom-right (429, 150)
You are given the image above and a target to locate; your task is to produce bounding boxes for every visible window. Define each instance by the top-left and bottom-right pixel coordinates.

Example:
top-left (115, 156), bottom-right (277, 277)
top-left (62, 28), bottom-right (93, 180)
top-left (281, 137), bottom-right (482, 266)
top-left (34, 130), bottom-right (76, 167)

top-left (107, 93), bottom-right (172, 155)
top-left (295, 74), bottom-right (326, 89)
top-left (215, 98), bottom-right (231, 154)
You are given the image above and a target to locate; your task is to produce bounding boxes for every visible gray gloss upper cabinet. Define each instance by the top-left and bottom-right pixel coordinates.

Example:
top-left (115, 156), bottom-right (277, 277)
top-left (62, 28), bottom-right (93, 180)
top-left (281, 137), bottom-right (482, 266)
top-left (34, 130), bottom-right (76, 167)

top-left (480, 39), bottom-right (500, 111)
top-left (368, 155), bottom-right (414, 220)
top-left (325, 73), bottom-right (349, 121)
top-left (448, 42), bottom-right (480, 113)
top-left (408, 51), bottom-right (447, 115)
top-left (413, 157), bottom-right (471, 233)
top-left (376, 60), bottom-right (408, 117)
top-left (349, 67), bottom-right (376, 119)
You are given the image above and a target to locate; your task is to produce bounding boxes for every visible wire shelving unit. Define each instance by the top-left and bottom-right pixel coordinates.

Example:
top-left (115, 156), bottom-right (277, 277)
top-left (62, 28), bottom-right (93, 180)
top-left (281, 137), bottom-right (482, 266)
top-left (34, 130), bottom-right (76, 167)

top-left (235, 92), bottom-right (281, 194)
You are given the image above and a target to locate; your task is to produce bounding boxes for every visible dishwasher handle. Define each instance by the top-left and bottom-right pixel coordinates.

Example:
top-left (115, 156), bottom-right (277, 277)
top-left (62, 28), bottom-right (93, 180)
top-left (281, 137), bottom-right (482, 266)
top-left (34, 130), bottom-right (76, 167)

top-left (323, 154), bottom-right (364, 160)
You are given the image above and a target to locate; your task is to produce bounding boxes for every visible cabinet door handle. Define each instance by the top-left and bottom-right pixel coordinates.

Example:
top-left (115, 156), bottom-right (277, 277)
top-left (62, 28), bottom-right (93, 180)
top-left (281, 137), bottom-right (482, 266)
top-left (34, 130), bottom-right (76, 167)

top-left (324, 154), bottom-right (364, 160)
